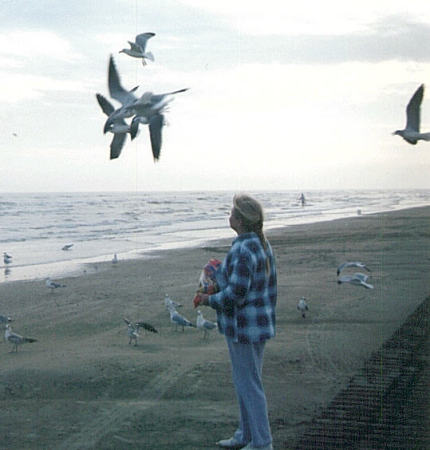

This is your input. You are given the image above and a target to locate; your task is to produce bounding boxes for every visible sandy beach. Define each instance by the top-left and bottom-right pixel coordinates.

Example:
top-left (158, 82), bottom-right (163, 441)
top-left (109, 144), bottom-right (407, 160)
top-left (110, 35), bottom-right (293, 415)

top-left (0, 206), bottom-right (429, 449)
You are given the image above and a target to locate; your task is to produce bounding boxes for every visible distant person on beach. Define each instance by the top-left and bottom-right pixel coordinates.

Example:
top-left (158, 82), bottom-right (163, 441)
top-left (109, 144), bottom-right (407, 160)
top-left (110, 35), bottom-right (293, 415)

top-left (299, 192), bottom-right (306, 206)
top-left (196, 193), bottom-right (277, 450)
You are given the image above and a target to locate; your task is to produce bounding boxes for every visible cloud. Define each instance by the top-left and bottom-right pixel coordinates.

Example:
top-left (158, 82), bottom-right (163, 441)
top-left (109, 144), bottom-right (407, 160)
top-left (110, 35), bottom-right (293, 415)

top-left (0, 29), bottom-right (83, 62)
top-left (179, 0), bottom-right (430, 35)
top-left (0, 71), bottom-right (93, 103)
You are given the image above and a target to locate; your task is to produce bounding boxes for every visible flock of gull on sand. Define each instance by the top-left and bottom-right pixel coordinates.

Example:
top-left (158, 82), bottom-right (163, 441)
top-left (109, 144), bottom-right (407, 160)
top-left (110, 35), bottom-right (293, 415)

top-left (2, 247), bottom-right (373, 351)
top-left (1, 32), bottom-right (428, 353)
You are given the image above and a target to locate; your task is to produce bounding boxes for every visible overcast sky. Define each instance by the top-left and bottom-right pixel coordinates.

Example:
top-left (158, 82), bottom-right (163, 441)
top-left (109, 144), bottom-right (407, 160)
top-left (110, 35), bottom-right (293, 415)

top-left (1, 0), bottom-right (430, 192)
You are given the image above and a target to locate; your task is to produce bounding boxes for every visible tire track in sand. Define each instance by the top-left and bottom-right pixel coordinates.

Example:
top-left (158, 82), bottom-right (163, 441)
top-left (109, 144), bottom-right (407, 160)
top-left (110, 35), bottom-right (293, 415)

top-left (57, 352), bottom-right (215, 449)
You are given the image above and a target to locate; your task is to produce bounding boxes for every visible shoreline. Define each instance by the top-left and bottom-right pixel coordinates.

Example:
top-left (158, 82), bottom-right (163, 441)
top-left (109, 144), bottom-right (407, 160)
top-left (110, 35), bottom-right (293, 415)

top-left (2, 204), bottom-right (429, 285)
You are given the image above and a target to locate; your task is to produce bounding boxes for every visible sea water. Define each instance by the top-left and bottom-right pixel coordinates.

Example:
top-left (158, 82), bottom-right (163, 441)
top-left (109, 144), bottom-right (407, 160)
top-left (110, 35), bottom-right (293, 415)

top-left (1, 189), bottom-right (429, 282)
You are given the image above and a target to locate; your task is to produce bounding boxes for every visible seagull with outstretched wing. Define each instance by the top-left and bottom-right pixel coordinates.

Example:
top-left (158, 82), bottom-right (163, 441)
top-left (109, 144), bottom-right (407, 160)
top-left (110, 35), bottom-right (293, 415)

top-left (119, 32), bottom-right (155, 65)
top-left (393, 84), bottom-right (430, 144)
top-left (337, 272), bottom-right (374, 289)
top-left (337, 261), bottom-right (370, 276)
top-left (96, 93), bottom-right (131, 159)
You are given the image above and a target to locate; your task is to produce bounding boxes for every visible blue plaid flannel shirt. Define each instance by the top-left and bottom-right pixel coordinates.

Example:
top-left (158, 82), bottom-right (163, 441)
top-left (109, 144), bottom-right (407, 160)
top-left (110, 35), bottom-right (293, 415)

top-left (209, 232), bottom-right (277, 344)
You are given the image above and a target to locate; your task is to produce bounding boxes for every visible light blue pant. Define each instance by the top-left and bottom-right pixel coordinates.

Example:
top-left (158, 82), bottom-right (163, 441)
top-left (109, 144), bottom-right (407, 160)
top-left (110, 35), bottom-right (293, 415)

top-left (226, 338), bottom-right (272, 448)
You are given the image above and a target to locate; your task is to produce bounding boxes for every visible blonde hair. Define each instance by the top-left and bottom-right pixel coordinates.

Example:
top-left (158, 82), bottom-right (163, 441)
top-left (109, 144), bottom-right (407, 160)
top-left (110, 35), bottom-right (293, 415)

top-left (233, 194), bottom-right (270, 273)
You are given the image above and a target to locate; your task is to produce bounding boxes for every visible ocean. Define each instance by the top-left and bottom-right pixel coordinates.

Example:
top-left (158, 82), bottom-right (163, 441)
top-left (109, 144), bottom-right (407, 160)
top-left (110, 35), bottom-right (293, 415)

top-left (1, 189), bottom-right (429, 283)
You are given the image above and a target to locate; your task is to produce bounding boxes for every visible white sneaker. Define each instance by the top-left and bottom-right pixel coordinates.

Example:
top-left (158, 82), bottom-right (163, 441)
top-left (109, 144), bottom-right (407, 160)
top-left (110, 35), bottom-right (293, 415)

top-left (217, 437), bottom-right (247, 449)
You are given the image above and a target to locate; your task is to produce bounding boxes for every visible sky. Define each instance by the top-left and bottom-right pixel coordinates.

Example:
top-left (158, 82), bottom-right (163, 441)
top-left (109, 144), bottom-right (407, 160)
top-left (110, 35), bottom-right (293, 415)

top-left (0, 0), bottom-right (430, 192)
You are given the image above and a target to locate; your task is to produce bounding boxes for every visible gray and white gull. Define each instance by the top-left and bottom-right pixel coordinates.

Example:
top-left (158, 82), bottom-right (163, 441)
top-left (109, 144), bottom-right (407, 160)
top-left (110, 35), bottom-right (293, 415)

top-left (124, 317), bottom-right (158, 335)
top-left (164, 294), bottom-right (182, 310)
top-left (297, 297), bottom-right (309, 318)
top-left (46, 278), bottom-right (66, 291)
top-left (393, 84), bottom-right (430, 144)
top-left (337, 272), bottom-right (374, 289)
top-left (119, 32), bottom-right (155, 66)
top-left (5, 324), bottom-right (37, 352)
top-left (129, 87), bottom-right (188, 161)
top-left (124, 319), bottom-right (139, 346)
top-left (337, 261), bottom-right (370, 276)
top-left (102, 55), bottom-right (189, 161)
top-left (196, 310), bottom-right (217, 339)
top-left (96, 93), bottom-right (131, 159)
top-left (167, 304), bottom-right (195, 331)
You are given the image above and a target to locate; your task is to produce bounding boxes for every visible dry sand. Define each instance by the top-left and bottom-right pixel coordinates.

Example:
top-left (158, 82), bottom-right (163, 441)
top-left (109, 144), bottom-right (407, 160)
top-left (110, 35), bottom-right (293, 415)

top-left (0, 206), bottom-right (429, 449)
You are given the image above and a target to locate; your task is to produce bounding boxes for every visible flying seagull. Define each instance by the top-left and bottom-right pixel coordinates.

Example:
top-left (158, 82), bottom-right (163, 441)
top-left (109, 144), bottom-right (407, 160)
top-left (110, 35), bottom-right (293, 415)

top-left (96, 93), bottom-right (131, 159)
top-left (297, 297), bottom-right (309, 318)
top-left (393, 84), bottom-right (430, 144)
top-left (129, 88), bottom-right (189, 161)
top-left (62, 243), bottom-right (74, 251)
top-left (337, 272), bottom-right (374, 289)
top-left (101, 55), bottom-right (139, 135)
top-left (337, 261), bottom-right (371, 276)
top-left (167, 304), bottom-right (195, 331)
top-left (119, 32), bottom-right (155, 65)
top-left (196, 310), bottom-right (217, 339)
top-left (5, 324), bottom-right (37, 352)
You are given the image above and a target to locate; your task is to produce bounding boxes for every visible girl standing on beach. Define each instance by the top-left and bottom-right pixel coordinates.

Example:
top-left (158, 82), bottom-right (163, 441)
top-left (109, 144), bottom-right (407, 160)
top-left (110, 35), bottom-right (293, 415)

top-left (196, 193), bottom-right (277, 450)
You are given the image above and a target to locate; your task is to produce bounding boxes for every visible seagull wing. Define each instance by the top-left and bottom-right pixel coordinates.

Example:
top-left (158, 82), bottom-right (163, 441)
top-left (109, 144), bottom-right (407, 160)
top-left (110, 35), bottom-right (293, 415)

top-left (130, 116), bottom-right (140, 140)
top-left (110, 133), bottom-right (127, 160)
top-left (136, 321), bottom-right (158, 333)
top-left (149, 114), bottom-right (164, 161)
top-left (354, 272), bottom-right (369, 282)
top-left (135, 32), bottom-right (155, 52)
top-left (96, 93), bottom-right (115, 116)
top-left (406, 84), bottom-right (424, 132)
top-left (108, 55), bottom-right (137, 106)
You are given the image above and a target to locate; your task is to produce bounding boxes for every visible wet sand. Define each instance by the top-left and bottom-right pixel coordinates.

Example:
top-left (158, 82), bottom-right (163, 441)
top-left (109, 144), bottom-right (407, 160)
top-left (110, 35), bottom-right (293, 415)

top-left (0, 206), bottom-right (429, 449)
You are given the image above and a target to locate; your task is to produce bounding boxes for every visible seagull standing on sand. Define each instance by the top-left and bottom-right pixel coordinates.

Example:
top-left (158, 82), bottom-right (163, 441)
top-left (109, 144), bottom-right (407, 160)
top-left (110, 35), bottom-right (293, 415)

top-left (1, 315), bottom-right (12, 340)
top-left (164, 294), bottom-right (182, 310)
top-left (297, 297), bottom-right (309, 318)
top-left (393, 84), bottom-right (430, 144)
top-left (124, 320), bottom-right (139, 346)
top-left (112, 253), bottom-right (118, 264)
top-left (196, 310), bottom-right (217, 339)
top-left (3, 252), bottom-right (12, 264)
top-left (337, 272), bottom-right (374, 289)
top-left (5, 324), bottom-right (37, 352)
top-left (167, 304), bottom-right (195, 331)
top-left (119, 32), bottom-right (155, 65)
top-left (124, 318), bottom-right (158, 336)
top-left (46, 278), bottom-right (66, 291)
top-left (0, 315), bottom-right (12, 325)
top-left (337, 261), bottom-right (371, 276)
